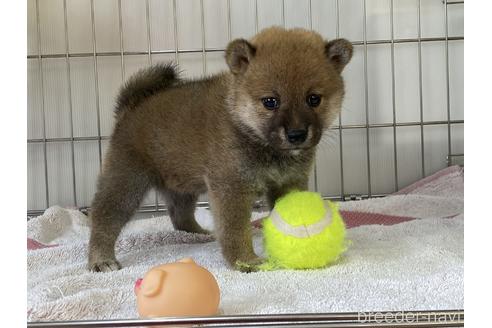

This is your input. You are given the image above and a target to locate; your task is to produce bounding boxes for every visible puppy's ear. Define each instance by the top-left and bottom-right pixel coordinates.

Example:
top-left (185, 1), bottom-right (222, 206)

top-left (225, 39), bottom-right (256, 75)
top-left (325, 39), bottom-right (353, 73)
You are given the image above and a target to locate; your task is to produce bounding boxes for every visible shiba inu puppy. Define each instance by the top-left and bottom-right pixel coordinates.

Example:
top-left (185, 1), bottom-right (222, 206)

top-left (88, 27), bottom-right (352, 272)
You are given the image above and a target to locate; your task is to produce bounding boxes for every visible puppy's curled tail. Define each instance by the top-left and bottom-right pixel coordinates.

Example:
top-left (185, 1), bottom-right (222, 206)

top-left (115, 63), bottom-right (179, 114)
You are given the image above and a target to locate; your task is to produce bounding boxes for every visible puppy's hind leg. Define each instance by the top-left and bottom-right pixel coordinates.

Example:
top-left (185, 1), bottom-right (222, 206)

top-left (88, 151), bottom-right (151, 272)
top-left (163, 190), bottom-right (211, 235)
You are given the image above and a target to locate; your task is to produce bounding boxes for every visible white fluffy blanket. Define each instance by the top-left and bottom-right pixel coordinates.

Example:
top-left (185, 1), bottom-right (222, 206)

top-left (27, 166), bottom-right (464, 321)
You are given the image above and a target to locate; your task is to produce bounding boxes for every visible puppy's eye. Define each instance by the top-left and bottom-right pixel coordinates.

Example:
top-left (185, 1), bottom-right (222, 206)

top-left (307, 94), bottom-right (322, 107)
top-left (261, 97), bottom-right (280, 110)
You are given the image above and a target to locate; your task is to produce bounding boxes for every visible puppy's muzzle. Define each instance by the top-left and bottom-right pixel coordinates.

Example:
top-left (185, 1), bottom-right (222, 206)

top-left (285, 129), bottom-right (308, 145)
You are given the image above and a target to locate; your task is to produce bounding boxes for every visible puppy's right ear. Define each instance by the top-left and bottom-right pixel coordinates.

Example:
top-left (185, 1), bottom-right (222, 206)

top-left (325, 39), bottom-right (353, 73)
top-left (225, 39), bottom-right (256, 75)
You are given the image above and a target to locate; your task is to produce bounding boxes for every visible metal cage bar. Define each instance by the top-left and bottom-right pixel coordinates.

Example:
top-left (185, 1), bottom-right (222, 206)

top-left (417, 0), bottom-right (426, 178)
top-left (254, 0), bottom-right (259, 34)
top-left (390, 0), bottom-right (399, 191)
top-left (143, 0), bottom-right (159, 213)
top-left (308, 0), bottom-right (318, 193)
top-left (200, 0), bottom-right (207, 75)
top-left (172, 0), bottom-right (179, 64)
top-left (89, 0), bottom-right (103, 169)
top-left (444, 0), bottom-right (452, 162)
top-left (27, 310), bottom-right (464, 328)
top-left (28, 193), bottom-right (386, 217)
top-left (145, 0), bottom-right (152, 66)
top-left (227, 0), bottom-right (232, 41)
top-left (62, 0), bottom-right (78, 207)
top-left (26, 36), bottom-right (464, 60)
top-left (118, 0), bottom-right (125, 82)
top-left (34, 0), bottom-right (49, 209)
top-left (26, 120), bottom-right (464, 145)
top-left (336, 0), bottom-right (344, 200)
top-left (362, 0), bottom-right (372, 197)
top-left (281, 0), bottom-right (286, 27)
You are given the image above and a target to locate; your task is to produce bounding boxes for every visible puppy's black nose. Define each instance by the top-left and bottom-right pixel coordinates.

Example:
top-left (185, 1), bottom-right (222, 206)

top-left (286, 129), bottom-right (308, 144)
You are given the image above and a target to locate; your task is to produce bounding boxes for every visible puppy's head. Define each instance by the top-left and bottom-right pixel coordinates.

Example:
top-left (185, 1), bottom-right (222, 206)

top-left (226, 27), bottom-right (352, 153)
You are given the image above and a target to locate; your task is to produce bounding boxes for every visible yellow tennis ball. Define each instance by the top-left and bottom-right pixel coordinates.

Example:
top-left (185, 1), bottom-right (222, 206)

top-left (262, 191), bottom-right (347, 270)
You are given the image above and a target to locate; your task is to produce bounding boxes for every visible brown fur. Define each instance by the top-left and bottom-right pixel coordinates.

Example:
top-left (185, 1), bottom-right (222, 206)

top-left (88, 27), bottom-right (353, 272)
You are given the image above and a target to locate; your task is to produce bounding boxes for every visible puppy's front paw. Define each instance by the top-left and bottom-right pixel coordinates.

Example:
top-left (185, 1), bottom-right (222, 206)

top-left (235, 256), bottom-right (266, 273)
top-left (89, 259), bottom-right (121, 272)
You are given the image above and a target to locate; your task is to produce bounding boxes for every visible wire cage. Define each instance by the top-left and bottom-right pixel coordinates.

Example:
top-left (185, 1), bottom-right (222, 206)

top-left (27, 0), bottom-right (464, 326)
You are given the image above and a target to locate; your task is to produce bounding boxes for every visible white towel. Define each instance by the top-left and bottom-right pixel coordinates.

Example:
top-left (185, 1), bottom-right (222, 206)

top-left (27, 166), bottom-right (463, 321)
